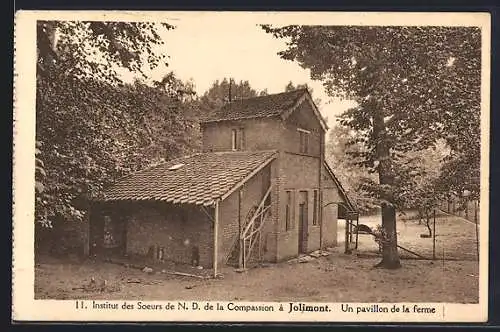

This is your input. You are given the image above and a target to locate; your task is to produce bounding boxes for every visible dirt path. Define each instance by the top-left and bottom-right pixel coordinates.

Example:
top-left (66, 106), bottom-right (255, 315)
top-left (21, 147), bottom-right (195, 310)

top-left (35, 252), bottom-right (479, 303)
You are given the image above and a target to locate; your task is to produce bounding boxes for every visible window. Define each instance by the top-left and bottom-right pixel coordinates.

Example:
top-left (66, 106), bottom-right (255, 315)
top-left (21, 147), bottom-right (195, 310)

top-left (231, 129), bottom-right (237, 150)
top-left (298, 129), bottom-right (310, 154)
top-left (313, 190), bottom-right (318, 226)
top-left (231, 128), bottom-right (245, 151)
top-left (285, 191), bottom-right (293, 231)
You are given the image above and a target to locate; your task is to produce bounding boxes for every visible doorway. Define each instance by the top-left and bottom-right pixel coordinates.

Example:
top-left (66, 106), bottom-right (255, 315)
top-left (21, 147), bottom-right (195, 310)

top-left (298, 191), bottom-right (308, 254)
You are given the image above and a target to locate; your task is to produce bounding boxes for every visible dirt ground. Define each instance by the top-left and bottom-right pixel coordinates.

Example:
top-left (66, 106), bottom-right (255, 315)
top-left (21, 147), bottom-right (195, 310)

top-left (339, 212), bottom-right (480, 261)
top-left (35, 250), bottom-right (479, 303)
top-left (35, 213), bottom-right (480, 303)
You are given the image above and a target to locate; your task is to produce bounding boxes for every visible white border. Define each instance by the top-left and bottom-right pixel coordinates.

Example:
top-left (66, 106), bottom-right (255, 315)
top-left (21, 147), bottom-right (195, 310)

top-left (12, 11), bottom-right (491, 322)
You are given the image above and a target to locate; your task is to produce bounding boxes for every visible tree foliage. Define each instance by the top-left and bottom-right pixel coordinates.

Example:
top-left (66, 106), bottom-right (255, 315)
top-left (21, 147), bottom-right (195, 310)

top-left (284, 81), bottom-right (322, 107)
top-left (326, 124), bottom-right (379, 213)
top-left (199, 78), bottom-right (264, 117)
top-left (37, 20), bottom-right (174, 82)
top-left (35, 21), bottom-right (201, 229)
top-left (263, 25), bottom-right (481, 268)
top-left (284, 81), bottom-right (310, 92)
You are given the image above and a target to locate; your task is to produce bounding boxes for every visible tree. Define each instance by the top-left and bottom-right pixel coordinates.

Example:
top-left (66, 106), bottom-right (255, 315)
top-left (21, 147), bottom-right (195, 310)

top-left (37, 21), bottom-right (174, 82)
top-left (263, 25), bottom-right (481, 268)
top-left (392, 142), bottom-right (449, 236)
top-left (284, 81), bottom-right (310, 92)
top-left (202, 78), bottom-right (260, 102)
top-left (326, 124), bottom-right (378, 213)
top-left (284, 81), bottom-right (322, 107)
top-left (259, 89), bottom-right (269, 96)
top-left (34, 20), bottom-right (193, 230)
top-left (199, 78), bottom-right (263, 117)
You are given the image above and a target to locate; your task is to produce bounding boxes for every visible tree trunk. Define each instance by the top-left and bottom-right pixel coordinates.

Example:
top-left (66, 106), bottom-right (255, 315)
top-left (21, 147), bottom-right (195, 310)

top-left (372, 105), bottom-right (401, 269)
top-left (417, 209), bottom-right (424, 225)
top-left (425, 217), bottom-right (432, 237)
top-left (378, 203), bottom-right (401, 268)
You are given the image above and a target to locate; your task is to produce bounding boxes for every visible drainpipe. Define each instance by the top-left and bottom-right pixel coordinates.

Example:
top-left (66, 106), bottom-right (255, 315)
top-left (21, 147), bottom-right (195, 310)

top-left (213, 199), bottom-right (220, 278)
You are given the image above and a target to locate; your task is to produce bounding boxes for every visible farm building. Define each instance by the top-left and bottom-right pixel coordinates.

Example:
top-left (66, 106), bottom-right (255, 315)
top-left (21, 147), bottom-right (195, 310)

top-left (88, 88), bottom-right (357, 274)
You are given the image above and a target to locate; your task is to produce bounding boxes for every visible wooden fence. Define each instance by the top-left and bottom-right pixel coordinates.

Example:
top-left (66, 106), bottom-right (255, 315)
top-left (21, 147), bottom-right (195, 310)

top-left (438, 198), bottom-right (480, 224)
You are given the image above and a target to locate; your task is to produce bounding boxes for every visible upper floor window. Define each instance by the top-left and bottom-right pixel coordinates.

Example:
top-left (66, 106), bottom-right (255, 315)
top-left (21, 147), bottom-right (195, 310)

top-left (231, 128), bottom-right (245, 151)
top-left (298, 128), bottom-right (310, 154)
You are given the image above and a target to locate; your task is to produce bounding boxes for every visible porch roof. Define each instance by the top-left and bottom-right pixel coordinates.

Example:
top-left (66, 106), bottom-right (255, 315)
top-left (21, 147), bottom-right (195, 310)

top-left (99, 150), bottom-right (277, 206)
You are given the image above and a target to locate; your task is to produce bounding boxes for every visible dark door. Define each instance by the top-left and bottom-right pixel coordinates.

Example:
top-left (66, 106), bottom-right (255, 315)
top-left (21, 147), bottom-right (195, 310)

top-left (298, 191), bottom-right (308, 253)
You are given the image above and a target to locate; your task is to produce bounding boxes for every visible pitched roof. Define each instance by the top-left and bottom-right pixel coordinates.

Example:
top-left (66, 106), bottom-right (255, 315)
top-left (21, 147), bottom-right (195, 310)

top-left (100, 150), bottom-right (277, 206)
top-left (201, 89), bottom-right (328, 130)
top-left (323, 161), bottom-right (357, 213)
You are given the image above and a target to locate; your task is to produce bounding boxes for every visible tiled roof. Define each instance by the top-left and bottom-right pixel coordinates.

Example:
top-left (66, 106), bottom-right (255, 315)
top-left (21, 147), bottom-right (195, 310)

top-left (100, 150), bottom-right (277, 206)
top-left (201, 89), bottom-right (308, 123)
top-left (323, 161), bottom-right (357, 213)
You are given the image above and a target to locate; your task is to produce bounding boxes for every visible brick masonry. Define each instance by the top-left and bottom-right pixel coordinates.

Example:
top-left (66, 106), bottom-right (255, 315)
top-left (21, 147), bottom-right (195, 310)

top-left (90, 201), bottom-right (214, 267)
top-left (90, 96), bottom-right (350, 267)
top-left (217, 164), bottom-right (272, 266)
top-left (202, 118), bottom-right (282, 152)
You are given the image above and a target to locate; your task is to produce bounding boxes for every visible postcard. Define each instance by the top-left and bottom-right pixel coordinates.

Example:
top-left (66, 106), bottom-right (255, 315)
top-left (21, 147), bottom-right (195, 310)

top-left (12, 10), bottom-right (490, 323)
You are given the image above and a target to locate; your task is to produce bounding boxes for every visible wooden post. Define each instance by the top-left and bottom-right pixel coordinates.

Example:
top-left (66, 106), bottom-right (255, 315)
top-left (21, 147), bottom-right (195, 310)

top-left (474, 200), bottom-right (478, 224)
top-left (344, 217), bottom-right (349, 254)
top-left (319, 190), bottom-right (323, 252)
top-left (350, 220), bottom-right (354, 243)
top-left (318, 145), bottom-right (324, 252)
top-left (243, 240), bottom-right (246, 269)
top-left (213, 200), bottom-right (220, 278)
top-left (238, 190), bottom-right (243, 269)
top-left (432, 209), bottom-right (436, 260)
top-left (258, 228), bottom-right (262, 263)
top-left (355, 215), bottom-right (359, 250)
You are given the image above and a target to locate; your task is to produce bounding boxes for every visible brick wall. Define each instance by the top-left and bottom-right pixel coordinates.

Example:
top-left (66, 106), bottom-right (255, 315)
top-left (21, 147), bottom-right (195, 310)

top-left (281, 152), bottom-right (321, 189)
top-left (321, 164), bottom-right (344, 247)
top-left (322, 188), bottom-right (340, 247)
top-left (275, 152), bottom-right (321, 260)
top-left (201, 98), bottom-right (323, 156)
top-left (201, 118), bottom-right (282, 152)
top-left (91, 202), bottom-right (214, 267)
top-left (218, 164), bottom-right (273, 266)
top-left (126, 203), bottom-right (213, 267)
top-left (281, 100), bottom-right (322, 157)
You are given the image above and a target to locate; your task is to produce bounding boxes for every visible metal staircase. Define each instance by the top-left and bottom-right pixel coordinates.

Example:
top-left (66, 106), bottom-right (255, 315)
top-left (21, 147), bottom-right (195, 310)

top-left (225, 185), bottom-right (272, 269)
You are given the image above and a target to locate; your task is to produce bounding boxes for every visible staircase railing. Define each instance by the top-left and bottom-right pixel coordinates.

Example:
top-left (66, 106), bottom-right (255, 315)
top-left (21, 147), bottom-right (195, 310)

top-left (239, 185), bottom-right (272, 269)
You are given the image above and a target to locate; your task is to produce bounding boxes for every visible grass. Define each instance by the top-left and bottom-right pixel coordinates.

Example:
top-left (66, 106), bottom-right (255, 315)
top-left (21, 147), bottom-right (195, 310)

top-left (339, 212), bottom-right (480, 261)
top-left (34, 213), bottom-right (480, 303)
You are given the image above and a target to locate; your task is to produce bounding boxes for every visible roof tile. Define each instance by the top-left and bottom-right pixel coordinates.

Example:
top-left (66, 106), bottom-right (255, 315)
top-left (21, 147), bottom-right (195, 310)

top-left (101, 150), bottom-right (277, 206)
top-left (201, 89), bottom-right (307, 123)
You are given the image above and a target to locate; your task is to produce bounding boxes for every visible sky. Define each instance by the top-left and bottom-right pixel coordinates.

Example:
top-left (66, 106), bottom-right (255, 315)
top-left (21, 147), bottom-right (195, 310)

top-left (140, 15), bottom-right (358, 129)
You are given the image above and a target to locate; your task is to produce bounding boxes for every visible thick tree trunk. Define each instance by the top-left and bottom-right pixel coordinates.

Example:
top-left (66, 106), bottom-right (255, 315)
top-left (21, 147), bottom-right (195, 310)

top-left (378, 203), bottom-right (401, 268)
top-left (372, 106), bottom-right (401, 269)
